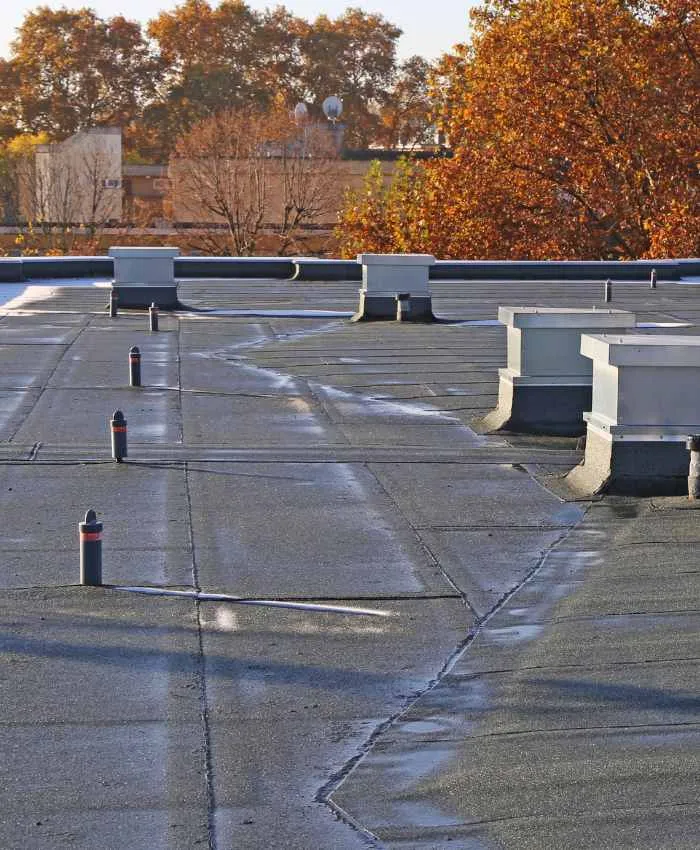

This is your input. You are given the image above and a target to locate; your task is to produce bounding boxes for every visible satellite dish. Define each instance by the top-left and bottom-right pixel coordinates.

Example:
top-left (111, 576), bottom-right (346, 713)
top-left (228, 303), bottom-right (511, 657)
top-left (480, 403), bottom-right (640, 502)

top-left (293, 102), bottom-right (308, 124)
top-left (322, 95), bottom-right (343, 123)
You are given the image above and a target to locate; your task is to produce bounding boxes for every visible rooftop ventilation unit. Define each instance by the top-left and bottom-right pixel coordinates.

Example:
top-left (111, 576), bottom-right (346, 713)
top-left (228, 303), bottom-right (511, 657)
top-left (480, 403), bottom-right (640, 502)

top-left (568, 333), bottom-right (700, 494)
top-left (481, 306), bottom-right (637, 435)
top-left (109, 246), bottom-right (180, 308)
top-left (352, 254), bottom-right (436, 322)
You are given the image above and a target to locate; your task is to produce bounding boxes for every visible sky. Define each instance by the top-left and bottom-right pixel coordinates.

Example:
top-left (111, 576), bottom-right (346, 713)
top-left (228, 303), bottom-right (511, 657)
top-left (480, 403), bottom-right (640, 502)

top-left (0, 1), bottom-right (476, 62)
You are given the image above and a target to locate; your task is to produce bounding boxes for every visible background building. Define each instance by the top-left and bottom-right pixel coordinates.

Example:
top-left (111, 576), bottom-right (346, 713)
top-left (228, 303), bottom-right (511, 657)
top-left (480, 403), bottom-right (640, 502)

top-left (30, 127), bottom-right (122, 226)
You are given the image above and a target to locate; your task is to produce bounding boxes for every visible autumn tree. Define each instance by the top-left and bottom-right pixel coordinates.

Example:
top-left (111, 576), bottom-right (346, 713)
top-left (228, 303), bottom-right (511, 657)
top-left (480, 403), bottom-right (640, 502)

top-left (146, 0), bottom-right (306, 158)
top-left (147, 2), bottom-right (404, 153)
top-left (338, 0), bottom-right (699, 259)
top-left (0, 60), bottom-right (20, 143)
top-left (148, 1), bottom-right (272, 117)
top-left (1, 3), bottom-right (414, 162)
top-left (0, 7), bottom-right (160, 139)
top-left (0, 145), bottom-right (20, 225)
top-left (171, 107), bottom-right (338, 255)
top-left (0, 133), bottom-right (49, 225)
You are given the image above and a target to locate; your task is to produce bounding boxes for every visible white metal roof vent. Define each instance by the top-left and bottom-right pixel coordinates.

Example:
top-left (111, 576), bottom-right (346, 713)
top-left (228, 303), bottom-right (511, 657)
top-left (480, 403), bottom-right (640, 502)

top-left (109, 246), bottom-right (180, 308)
top-left (568, 333), bottom-right (700, 495)
top-left (352, 254), bottom-right (436, 323)
top-left (481, 306), bottom-right (636, 435)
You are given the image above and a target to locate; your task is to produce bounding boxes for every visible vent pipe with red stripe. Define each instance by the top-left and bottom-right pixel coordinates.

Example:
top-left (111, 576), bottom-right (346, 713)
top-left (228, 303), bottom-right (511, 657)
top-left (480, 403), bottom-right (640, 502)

top-left (149, 302), bottom-right (159, 332)
top-left (110, 409), bottom-right (127, 462)
top-left (79, 509), bottom-right (103, 586)
top-left (129, 346), bottom-right (141, 387)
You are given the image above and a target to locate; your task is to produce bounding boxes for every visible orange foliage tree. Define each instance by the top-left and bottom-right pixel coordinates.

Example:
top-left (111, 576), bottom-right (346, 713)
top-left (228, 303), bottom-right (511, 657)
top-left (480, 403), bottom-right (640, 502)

top-left (0, 7), bottom-right (159, 139)
top-left (338, 0), bottom-right (699, 259)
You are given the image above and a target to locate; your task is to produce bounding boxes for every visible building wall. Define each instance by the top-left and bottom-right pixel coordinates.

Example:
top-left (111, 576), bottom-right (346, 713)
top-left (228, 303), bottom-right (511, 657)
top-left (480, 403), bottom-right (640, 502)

top-left (20, 127), bottom-right (431, 230)
top-left (32, 128), bottom-right (122, 225)
top-left (122, 164), bottom-right (169, 226)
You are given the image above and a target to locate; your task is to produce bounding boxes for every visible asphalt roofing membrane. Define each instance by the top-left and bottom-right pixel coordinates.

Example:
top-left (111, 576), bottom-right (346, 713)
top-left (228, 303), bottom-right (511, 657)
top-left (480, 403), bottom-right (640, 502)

top-left (0, 277), bottom-right (697, 849)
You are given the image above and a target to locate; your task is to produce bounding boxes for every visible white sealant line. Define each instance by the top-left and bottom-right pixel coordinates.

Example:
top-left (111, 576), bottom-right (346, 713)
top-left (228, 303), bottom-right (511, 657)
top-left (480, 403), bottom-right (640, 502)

top-left (112, 585), bottom-right (394, 617)
top-left (229, 359), bottom-right (297, 391)
top-left (310, 381), bottom-right (457, 421)
top-left (453, 319), bottom-right (502, 326)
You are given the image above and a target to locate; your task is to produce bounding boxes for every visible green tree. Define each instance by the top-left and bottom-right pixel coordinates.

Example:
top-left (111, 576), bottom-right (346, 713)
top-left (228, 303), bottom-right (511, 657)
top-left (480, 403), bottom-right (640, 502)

top-left (335, 158), bottom-right (428, 256)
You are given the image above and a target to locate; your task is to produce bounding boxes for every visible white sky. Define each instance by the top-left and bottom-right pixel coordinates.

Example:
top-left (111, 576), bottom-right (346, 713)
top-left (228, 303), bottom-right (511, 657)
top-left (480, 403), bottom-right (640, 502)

top-left (0, 1), bottom-right (476, 62)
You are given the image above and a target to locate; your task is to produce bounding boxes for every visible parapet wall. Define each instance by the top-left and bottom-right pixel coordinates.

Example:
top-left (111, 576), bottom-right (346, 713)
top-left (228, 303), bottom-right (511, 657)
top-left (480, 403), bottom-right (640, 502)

top-left (1, 255), bottom-right (698, 283)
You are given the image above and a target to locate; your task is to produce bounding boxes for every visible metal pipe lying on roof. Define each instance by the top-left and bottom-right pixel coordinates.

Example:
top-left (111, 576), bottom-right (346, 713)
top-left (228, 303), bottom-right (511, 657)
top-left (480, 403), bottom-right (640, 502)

top-left (111, 585), bottom-right (394, 617)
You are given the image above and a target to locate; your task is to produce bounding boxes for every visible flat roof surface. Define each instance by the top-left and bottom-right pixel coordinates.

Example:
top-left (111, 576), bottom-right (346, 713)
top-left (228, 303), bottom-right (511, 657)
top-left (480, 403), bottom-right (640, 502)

top-left (0, 276), bottom-right (698, 849)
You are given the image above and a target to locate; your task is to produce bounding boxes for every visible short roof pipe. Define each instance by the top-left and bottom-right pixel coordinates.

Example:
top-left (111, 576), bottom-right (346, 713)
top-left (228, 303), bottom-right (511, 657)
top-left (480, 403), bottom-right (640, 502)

top-left (687, 435), bottom-right (700, 500)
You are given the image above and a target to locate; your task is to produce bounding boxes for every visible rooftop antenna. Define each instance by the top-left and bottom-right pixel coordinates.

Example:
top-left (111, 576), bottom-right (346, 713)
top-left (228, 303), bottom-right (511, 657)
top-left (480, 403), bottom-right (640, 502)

top-left (322, 95), bottom-right (344, 152)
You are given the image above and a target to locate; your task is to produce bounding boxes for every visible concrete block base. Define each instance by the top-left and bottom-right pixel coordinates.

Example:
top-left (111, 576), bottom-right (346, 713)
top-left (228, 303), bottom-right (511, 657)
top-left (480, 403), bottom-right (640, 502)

top-left (396, 295), bottom-right (434, 322)
top-left (112, 284), bottom-right (179, 309)
top-left (566, 426), bottom-right (690, 495)
top-left (480, 378), bottom-right (591, 436)
top-left (351, 292), bottom-right (435, 323)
